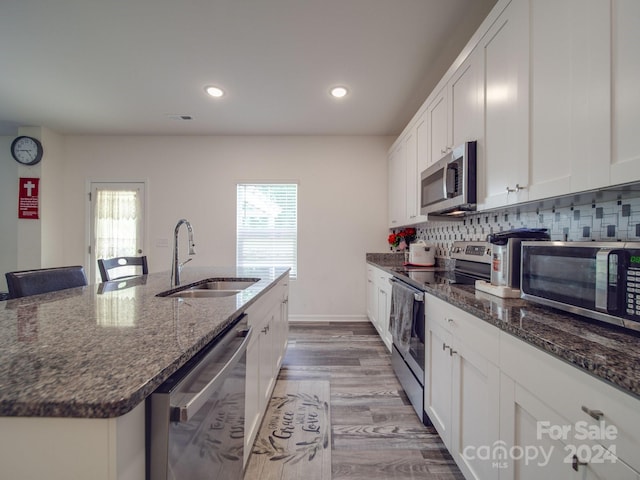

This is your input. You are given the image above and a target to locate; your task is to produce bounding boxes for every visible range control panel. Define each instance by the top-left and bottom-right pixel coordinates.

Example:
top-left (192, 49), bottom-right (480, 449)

top-left (450, 241), bottom-right (492, 265)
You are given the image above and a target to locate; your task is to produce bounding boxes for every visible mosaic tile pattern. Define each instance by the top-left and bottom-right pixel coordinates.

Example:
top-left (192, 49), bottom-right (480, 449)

top-left (410, 197), bottom-right (640, 257)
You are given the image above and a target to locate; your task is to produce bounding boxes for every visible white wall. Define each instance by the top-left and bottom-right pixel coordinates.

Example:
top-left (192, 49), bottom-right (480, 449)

top-left (60, 135), bottom-right (392, 319)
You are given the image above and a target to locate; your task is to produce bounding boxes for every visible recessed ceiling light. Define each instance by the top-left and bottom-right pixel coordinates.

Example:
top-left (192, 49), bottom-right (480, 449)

top-left (330, 86), bottom-right (349, 98)
top-left (205, 86), bottom-right (225, 98)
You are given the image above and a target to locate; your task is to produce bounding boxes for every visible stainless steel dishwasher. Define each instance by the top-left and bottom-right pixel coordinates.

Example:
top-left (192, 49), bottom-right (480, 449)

top-left (148, 314), bottom-right (251, 480)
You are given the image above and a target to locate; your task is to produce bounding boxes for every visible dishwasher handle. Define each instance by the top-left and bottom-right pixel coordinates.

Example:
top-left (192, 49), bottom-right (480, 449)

top-left (170, 325), bottom-right (252, 423)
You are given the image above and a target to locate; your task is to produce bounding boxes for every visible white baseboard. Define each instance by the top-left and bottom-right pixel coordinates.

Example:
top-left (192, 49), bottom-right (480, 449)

top-left (288, 314), bottom-right (369, 323)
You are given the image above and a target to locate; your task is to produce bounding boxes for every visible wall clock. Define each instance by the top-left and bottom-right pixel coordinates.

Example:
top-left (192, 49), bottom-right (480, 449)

top-left (11, 136), bottom-right (44, 166)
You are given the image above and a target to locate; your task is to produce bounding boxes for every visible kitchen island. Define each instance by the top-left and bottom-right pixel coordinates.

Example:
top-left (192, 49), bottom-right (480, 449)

top-left (0, 266), bottom-right (289, 480)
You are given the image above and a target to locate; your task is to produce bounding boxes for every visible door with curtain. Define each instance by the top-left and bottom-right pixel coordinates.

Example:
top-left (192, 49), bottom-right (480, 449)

top-left (90, 182), bottom-right (145, 283)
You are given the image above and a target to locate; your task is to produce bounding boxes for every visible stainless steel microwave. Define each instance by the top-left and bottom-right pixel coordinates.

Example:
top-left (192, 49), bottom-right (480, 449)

top-left (420, 141), bottom-right (477, 216)
top-left (521, 241), bottom-right (640, 332)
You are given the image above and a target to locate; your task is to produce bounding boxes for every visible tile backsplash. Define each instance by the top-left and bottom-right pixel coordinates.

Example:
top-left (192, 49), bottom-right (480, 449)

top-left (404, 196), bottom-right (640, 258)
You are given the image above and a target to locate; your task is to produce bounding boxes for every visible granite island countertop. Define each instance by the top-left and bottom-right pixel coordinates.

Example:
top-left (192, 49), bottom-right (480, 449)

top-left (368, 258), bottom-right (640, 400)
top-left (0, 266), bottom-right (289, 419)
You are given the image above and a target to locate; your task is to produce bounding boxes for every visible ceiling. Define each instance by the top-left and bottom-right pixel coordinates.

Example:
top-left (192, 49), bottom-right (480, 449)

top-left (0, 0), bottom-right (497, 136)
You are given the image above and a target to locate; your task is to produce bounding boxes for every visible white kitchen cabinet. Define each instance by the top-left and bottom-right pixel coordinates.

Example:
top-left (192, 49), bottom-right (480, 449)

top-left (610, 0), bottom-right (640, 186)
top-left (528, 0), bottom-right (611, 200)
top-left (449, 47), bottom-right (484, 153)
top-left (426, 86), bottom-right (450, 167)
top-left (425, 293), bottom-right (500, 480)
top-left (478, 0), bottom-right (530, 210)
top-left (244, 275), bottom-right (290, 465)
top-left (404, 129), bottom-right (420, 222)
top-left (388, 142), bottom-right (406, 227)
top-left (365, 265), bottom-right (392, 352)
top-left (424, 47), bottom-right (484, 175)
top-left (499, 331), bottom-right (640, 479)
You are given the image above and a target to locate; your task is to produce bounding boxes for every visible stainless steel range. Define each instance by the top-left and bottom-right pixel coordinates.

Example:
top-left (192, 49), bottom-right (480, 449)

top-left (388, 240), bottom-right (491, 426)
top-left (450, 240), bottom-right (492, 283)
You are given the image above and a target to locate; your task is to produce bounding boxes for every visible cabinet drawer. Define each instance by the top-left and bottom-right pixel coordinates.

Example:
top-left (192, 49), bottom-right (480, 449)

top-left (425, 293), bottom-right (499, 365)
top-left (500, 331), bottom-right (640, 473)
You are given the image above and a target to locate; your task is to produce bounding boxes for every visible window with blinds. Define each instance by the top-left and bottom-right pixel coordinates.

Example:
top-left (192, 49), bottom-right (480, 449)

top-left (236, 183), bottom-right (298, 279)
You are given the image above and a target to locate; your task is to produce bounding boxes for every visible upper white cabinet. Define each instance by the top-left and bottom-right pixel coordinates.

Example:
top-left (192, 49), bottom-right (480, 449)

top-left (388, 0), bottom-right (640, 221)
top-left (478, 0), bottom-right (530, 210)
top-left (610, 0), bottom-right (640, 186)
top-left (529, 0), bottom-right (611, 200)
top-left (388, 142), bottom-right (406, 227)
top-left (425, 50), bottom-right (484, 169)
top-left (426, 86), bottom-right (450, 167)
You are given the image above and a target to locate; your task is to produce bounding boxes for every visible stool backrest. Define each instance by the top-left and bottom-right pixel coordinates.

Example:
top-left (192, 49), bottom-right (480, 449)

top-left (5, 266), bottom-right (88, 299)
top-left (97, 256), bottom-right (148, 282)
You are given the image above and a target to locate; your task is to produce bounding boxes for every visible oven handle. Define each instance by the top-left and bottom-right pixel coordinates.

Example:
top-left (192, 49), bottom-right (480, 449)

top-left (170, 325), bottom-right (252, 423)
top-left (389, 277), bottom-right (424, 302)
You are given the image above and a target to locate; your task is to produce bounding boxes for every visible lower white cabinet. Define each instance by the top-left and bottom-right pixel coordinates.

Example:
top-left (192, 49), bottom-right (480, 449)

top-left (366, 265), bottom-right (392, 351)
top-left (424, 291), bottom-right (640, 480)
top-left (425, 294), bottom-right (500, 480)
top-left (499, 331), bottom-right (640, 480)
top-left (244, 275), bottom-right (289, 466)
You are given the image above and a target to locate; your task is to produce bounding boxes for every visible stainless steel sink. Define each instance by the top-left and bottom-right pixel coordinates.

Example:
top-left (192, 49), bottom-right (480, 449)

top-left (190, 280), bottom-right (258, 291)
top-left (166, 289), bottom-right (240, 298)
top-left (156, 277), bottom-right (260, 298)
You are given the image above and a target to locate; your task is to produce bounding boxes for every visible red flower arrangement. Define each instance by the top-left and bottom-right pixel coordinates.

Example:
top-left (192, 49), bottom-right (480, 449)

top-left (388, 227), bottom-right (416, 250)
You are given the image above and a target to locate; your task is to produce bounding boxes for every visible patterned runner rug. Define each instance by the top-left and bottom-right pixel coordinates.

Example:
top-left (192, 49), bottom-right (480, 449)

top-left (244, 380), bottom-right (331, 480)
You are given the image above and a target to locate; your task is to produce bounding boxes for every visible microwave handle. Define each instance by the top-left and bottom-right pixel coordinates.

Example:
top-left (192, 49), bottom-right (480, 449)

top-left (595, 248), bottom-right (616, 313)
top-left (445, 164), bottom-right (457, 198)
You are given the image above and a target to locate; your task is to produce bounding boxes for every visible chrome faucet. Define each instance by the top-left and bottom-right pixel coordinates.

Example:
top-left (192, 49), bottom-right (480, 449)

top-left (171, 219), bottom-right (196, 287)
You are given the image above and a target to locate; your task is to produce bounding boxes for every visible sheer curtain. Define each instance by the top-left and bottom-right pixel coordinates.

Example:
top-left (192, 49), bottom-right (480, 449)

top-left (95, 189), bottom-right (140, 281)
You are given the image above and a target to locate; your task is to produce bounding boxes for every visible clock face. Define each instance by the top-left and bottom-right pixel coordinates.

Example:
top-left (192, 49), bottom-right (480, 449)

top-left (11, 136), bottom-right (43, 165)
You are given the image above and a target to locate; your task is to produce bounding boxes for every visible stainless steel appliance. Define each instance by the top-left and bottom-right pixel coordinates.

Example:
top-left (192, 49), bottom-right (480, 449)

top-left (389, 278), bottom-right (427, 424)
top-left (521, 241), bottom-right (640, 332)
top-left (450, 240), bottom-right (492, 283)
top-left (420, 141), bottom-right (477, 216)
top-left (149, 315), bottom-right (251, 480)
top-left (487, 229), bottom-right (549, 288)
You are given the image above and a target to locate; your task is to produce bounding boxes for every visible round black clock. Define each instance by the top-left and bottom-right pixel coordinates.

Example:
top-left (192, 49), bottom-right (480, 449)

top-left (11, 136), bottom-right (44, 166)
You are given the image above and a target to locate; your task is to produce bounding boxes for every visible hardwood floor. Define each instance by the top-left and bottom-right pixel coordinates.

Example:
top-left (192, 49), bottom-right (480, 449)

top-left (278, 322), bottom-right (464, 480)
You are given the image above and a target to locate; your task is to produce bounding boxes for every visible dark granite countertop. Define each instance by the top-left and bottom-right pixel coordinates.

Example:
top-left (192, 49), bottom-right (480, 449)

top-left (367, 257), bottom-right (640, 400)
top-left (0, 266), bottom-right (289, 419)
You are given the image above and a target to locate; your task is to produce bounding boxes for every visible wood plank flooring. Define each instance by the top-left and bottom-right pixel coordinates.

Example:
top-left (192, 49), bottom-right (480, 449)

top-left (277, 322), bottom-right (464, 480)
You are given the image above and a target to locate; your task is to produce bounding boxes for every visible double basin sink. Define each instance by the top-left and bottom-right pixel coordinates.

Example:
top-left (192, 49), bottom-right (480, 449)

top-left (156, 278), bottom-right (260, 298)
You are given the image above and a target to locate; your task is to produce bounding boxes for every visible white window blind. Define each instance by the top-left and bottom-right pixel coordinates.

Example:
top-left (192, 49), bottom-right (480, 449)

top-left (236, 183), bottom-right (298, 278)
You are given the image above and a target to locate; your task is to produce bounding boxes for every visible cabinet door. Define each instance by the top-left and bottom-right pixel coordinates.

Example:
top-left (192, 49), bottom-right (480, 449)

top-left (388, 143), bottom-right (406, 227)
top-left (450, 48), bottom-right (483, 148)
top-left (451, 339), bottom-right (500, 480)
top-left (529, 0), bottom-right (610, 199)
top-left (480, 0), bottom-right (530, 209)
top-left (425, 318), bottom-right (453, 448)
top-left (500, 374), bottom-right (639, 480)
top-left (377, 273), bottom-right (392, 352)
top-left (366, 267), bottom-right (377, 325)
top-left (427, 87), bottom-right (449, 167)
top-left (611, 0), bottom-right (640, 186)
top-left (404, 130), bottom-right (419, 221)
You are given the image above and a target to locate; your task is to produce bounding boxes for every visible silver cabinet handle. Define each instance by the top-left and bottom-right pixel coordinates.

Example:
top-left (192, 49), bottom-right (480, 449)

top-left (170, 326), bottom-right (252, 423)
top-left (506, 184), bottom-right (527, 194)
top-left (581, 405), bottom-right (604, 420)
top-left (572, 454), bottom-right (587, 471)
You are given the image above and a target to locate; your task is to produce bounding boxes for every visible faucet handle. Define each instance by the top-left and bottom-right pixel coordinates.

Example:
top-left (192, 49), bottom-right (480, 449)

top-left (179, 257), bottom-right (193, 270)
